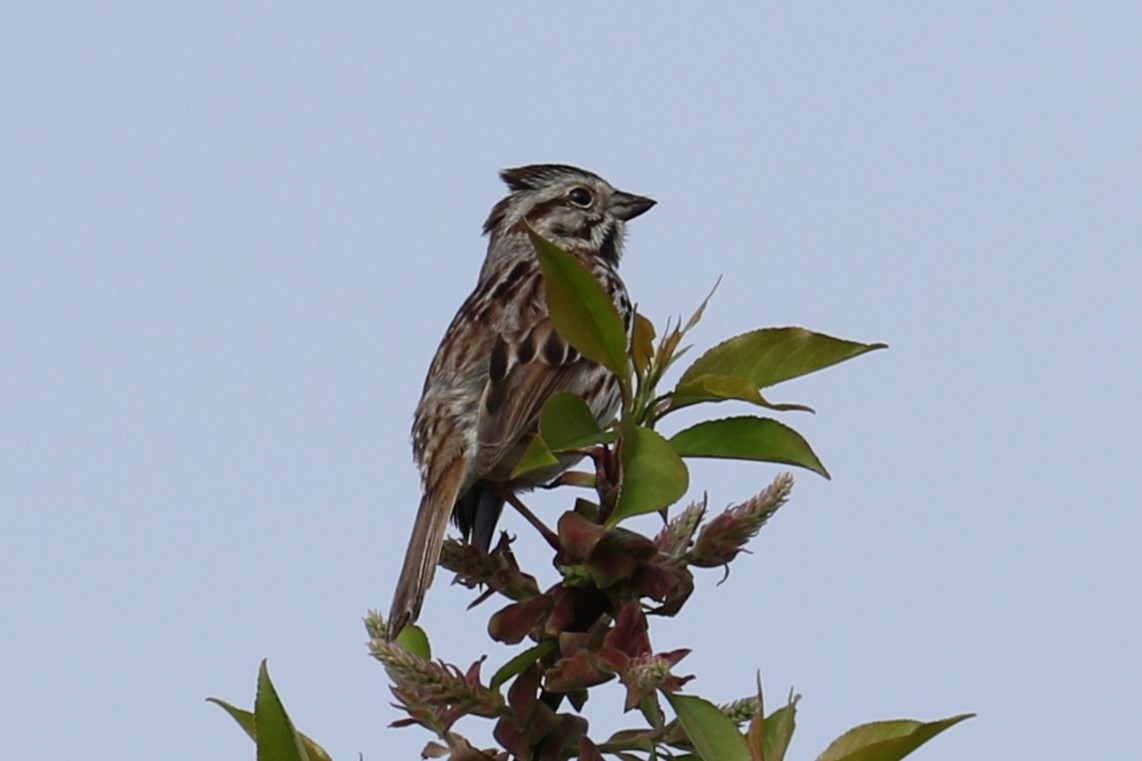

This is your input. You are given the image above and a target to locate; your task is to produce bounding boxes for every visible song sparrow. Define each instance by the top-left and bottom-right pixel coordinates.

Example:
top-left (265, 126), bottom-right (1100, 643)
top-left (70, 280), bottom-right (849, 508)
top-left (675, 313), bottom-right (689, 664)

top-left (387, 164), bottom-right (655, 637)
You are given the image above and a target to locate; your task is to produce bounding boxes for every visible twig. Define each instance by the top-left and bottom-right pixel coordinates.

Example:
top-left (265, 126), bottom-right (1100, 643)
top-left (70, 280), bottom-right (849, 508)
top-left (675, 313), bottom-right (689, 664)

top-left (493, 486), bottom-right (560, 551)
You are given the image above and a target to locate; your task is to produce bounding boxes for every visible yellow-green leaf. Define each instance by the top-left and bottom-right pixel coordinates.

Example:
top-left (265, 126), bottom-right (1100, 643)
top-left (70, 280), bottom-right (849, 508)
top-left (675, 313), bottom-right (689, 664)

top-left (540, 392), bottom-right (602, 451)
top-left (815, 714), bottom-right (974, 761)
top-left (610, 423), bottom-right (689, 526)
top-left (299, 731), bottom-right (333, 761)
top-left (676, 328), bottom-right (887, 399)
top-left (683, 276), bottom-right (721, 332)
top-left (666, 692), bottom-right (751, 761)
top-left (509, 434), bottom-right (560, 479)
top-left (529, 227), bottom-right (629, 377)
top-left (672, 374), bottom-right (815, 413)
top-left (208, 698), bottom-right (256, 742)
top-left (632, 313), bottom-right (656, 375)
top-left (659, 318), bottom-right (686, 369)
top-left (669, 417), bottom-right (830, 479)
top-left (396, 624), bottom-right (432, 660)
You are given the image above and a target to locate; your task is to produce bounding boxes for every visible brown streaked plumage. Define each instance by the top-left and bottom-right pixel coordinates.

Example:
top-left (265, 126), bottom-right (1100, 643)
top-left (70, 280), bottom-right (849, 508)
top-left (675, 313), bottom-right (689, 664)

top-left (388, 164), bottom-right (655, 638)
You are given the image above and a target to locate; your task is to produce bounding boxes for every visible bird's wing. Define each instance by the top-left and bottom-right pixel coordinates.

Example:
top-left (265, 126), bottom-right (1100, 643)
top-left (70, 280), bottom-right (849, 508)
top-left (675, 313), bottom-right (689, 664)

top-left (474, 316), bottom-right (592, 478)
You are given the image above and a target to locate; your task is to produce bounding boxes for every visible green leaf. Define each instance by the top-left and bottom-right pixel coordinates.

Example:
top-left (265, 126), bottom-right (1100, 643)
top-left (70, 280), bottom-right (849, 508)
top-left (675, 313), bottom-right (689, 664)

top-left (557, 430), bottom-right (617, 452)
top-left (673, 328), bottom-right (887, 409)
top-left (540, 392), bottom-right (603, 451)
top-left (490, 640), bottom-right (558, 690)
top-left (672, 374), bottom-right (815, 413)
top-left (815, 714), bottom-right (974, 761)
top-left (640, 693), bottom-right (665, 729)
top-left (670, 417), bottom-right (830, 479)
top-left (396, 624), bottom-right (432, 660)
top-left (665, 692), bottom-right (751, 761)
top-left (762, 702), bottom-right (798, 761)
top-left (509, 434), bottom-right (559, 479)
top-left (208, 697), bottom-right (256, 742)
top-left (528, 227), bottom-right (629, 377)
top-left (209, 687), bottom-right (333, 761)
top-left (610, 423), bottom-right (689, 526)
top-left (254, 660), bottom-right (308, 761)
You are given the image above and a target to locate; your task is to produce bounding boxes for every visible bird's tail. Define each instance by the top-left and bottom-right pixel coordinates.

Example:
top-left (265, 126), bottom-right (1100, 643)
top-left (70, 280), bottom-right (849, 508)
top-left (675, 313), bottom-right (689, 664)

top-left (387, 457), bottom-right (466, 640)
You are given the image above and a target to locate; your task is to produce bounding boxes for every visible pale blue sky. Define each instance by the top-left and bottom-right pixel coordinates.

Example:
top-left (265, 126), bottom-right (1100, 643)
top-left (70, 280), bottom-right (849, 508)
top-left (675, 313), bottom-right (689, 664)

top-left (3, 4), bottom-right (1140, 759)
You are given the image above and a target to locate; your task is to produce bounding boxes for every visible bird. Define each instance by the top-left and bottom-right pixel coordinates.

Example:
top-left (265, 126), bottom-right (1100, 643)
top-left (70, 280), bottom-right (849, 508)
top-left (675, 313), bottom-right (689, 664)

top-left (387, 164), bottom-right (655, 638)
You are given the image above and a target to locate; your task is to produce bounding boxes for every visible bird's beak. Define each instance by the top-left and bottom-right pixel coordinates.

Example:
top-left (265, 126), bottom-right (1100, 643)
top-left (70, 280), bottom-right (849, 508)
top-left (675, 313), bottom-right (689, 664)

top-left (609, 190), bottom-right (656, 221)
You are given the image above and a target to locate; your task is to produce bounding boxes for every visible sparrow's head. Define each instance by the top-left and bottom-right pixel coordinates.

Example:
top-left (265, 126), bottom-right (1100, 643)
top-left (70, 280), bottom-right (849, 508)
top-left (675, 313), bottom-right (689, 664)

top-left (483, 164), bottom-right (655, 264)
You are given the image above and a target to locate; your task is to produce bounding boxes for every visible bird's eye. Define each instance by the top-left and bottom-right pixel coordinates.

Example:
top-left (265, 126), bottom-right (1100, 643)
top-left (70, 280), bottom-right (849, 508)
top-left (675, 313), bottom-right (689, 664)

top-left (567, 187), bottom-right (593, 207)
